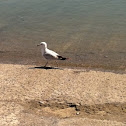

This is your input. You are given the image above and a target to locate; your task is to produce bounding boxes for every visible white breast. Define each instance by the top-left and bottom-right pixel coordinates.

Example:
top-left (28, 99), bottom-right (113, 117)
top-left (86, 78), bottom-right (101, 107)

top-left (41, 46), bottom-right (45, 56)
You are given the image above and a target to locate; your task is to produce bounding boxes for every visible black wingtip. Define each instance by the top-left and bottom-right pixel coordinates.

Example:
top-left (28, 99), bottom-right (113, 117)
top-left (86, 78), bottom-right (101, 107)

top-left (58, 56), bottom-right (69, 60)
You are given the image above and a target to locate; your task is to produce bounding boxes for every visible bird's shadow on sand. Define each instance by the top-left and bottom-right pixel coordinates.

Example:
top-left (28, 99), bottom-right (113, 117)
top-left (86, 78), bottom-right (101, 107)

top-left (29, 66), bottom-right (63, 70)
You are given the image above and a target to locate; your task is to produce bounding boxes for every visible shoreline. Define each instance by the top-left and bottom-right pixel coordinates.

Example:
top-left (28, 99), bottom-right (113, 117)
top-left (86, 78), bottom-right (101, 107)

top-left (0, 61), bottom-right (126, 75)
top-left (0, 50), bottom-right (126, 72)
top-left (0, 63), bottom-right (126, 125)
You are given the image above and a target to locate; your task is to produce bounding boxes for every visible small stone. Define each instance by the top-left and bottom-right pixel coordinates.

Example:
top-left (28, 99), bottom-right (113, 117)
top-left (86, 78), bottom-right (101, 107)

top-left (39, 101), bottom-right (43, 104)
top-left (104, 56), bottom-right (108, 58)
top-left (76, 112), bottom-right (80, 115)
top-left (39, 101), bottom-right (44, 106)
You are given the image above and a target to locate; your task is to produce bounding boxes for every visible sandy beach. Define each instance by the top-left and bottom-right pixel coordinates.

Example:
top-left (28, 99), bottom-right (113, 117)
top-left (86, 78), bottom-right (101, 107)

top-left (0, 0), bottom-right (126, 125)
top-left (0, 63), bottom-right (126, 126)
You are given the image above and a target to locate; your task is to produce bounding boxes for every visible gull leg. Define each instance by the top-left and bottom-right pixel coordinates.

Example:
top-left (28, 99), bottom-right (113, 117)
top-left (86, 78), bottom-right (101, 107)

top-left (44, 61), bottom-right (48, 67)
top-left (55, 61), bottom-right (58, 67)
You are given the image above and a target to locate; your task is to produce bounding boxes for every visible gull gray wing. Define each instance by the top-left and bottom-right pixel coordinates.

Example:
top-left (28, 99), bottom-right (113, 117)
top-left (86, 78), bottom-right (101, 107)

top-left (43, 53), bottom-right (58, 60)
top-left (43, 48), bottom-right (59, 60)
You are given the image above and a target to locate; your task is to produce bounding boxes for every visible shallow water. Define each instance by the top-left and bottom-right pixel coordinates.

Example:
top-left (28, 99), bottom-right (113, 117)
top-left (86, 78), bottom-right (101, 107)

top-left (0, 0), bottom-right (126, 70)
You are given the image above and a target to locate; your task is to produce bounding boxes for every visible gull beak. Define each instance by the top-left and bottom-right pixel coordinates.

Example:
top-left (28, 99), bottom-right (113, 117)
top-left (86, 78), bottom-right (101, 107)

top-left (37, 44), bottom-right (40, 46)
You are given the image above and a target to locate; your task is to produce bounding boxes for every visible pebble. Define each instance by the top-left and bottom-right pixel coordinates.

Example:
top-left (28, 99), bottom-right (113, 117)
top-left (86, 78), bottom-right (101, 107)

top-left (39, 101), bottom-right (44, 106)
top-left (104, 56), bottom-right (108, 58)
top-left (76, 112), bottom-right (80, 115)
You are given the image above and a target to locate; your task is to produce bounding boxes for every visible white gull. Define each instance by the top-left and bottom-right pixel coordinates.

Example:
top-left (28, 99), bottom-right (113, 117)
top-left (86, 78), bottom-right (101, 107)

top-left (37, 42), bottom-right (68, 67)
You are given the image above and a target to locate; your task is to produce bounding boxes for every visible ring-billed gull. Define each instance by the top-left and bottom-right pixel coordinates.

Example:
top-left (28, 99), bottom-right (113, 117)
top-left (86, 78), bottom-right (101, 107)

top-left (37, 42), bottom-right (68, 67)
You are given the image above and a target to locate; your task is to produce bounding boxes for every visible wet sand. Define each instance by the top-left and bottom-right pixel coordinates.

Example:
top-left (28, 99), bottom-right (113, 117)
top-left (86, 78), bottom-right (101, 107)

top-left (0, 49), bottom-right (126, 71)
top-left (0, 0), bottom-right (126, 71)
top-left (0, 63), bottom-right (126, 126)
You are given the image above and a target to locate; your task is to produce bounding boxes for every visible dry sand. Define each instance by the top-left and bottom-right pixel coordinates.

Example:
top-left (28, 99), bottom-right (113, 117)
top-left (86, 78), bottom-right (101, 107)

top-left (0, 63), bottom-right (126, 126)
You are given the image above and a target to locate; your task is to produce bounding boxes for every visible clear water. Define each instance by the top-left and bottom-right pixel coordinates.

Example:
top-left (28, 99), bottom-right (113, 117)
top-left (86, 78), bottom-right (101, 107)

top-left (0, 0), bottom-right (126, 69)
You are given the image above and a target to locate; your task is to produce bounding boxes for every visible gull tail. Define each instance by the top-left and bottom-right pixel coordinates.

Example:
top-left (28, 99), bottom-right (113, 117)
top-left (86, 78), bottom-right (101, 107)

top-left (58, 56), bottom-right (69, 60)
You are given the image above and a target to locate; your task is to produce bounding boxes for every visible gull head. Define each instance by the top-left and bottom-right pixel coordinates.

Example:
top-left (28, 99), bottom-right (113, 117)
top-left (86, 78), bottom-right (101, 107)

top-left (37, 42), bottom-right (47, 48)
